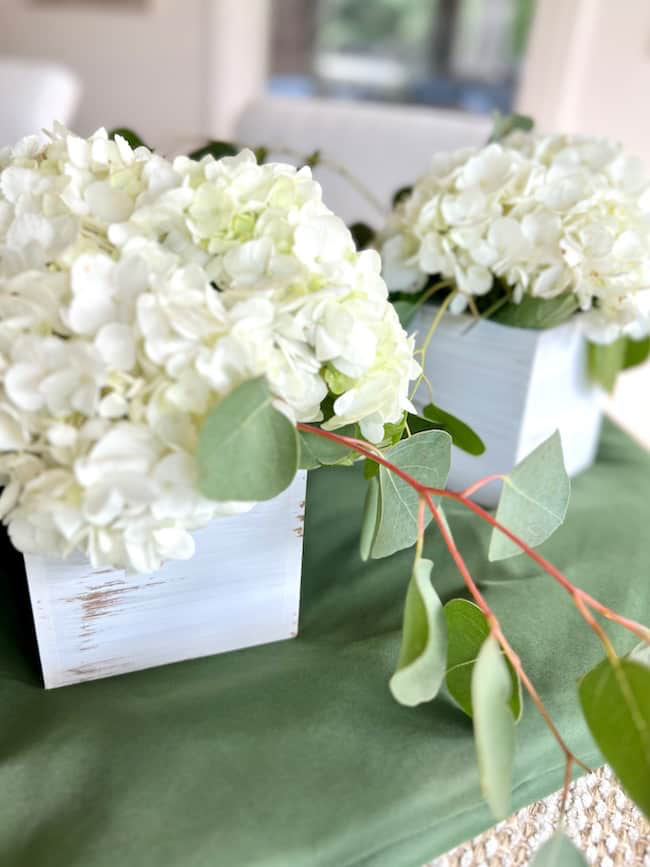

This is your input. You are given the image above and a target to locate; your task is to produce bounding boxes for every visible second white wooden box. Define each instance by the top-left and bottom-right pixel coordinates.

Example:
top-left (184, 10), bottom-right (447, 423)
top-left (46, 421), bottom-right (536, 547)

top-left (413, 309), bottom-right (603, 506)
top-left (24, 471), bottom-right (307, 689)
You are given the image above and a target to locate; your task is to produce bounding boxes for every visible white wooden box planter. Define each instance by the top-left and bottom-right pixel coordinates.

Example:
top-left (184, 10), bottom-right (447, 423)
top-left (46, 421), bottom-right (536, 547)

top-left (24, 471), bottom-right (307, 689)
top-left (414, 308), bottom-right (603, 507)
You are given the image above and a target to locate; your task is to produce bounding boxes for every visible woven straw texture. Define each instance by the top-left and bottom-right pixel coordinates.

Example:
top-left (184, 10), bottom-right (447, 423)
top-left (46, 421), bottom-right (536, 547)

top-left (430, 767), bottom-right (650, 866)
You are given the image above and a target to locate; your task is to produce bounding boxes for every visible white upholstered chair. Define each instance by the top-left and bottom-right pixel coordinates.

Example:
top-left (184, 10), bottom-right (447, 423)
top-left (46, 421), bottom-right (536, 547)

top-left (235, 96), bottom-right (491, 225)
top-left (0, 56), bottom-right (81, 146)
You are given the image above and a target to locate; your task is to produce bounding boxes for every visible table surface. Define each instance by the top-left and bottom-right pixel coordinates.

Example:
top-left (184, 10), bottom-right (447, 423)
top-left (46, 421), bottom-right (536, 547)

top-left (1, 420), bottom-right (649, 867)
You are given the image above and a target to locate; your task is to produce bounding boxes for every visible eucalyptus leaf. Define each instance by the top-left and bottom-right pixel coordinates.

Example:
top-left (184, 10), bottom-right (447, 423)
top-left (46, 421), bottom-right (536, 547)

top-left (530, 831), bottom-right (588, 866)
top-left (371, 431), bottom-right (451, 559)
top-left (188, 140), bottom-right (239, 161)
top-left (423, 403), bottom-right (485, 456)
top-left (488, 111), bottom-right (534, 143)
top-left (491, 293), bottom-right (579, 329)
top-left (108, 127), bottom-right (148, 149)
top-left (579, 656), bottom-right (650, 817)
top-left (406, 413), bottom-right (443, 436)
top-left (359, 476), bottom-right (381, 562)
top-left (444, 599), bottom-right (522, 720)
top-left (389, 557), bottom-right (447, 706)
top-left (299, 424), bottom-right (359, 470)
top-left (197, 377), bottom-right (299, 502)
top-left (489, 431), bottom-right (570, 561)
top-left (472, 634), bottom-right (516, 819)
top-left (586, 339), bottom-right (627, 392)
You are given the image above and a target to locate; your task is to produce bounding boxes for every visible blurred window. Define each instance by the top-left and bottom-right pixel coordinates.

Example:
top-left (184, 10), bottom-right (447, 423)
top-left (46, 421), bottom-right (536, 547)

top-left (269, 0), bottom-right (536, 114)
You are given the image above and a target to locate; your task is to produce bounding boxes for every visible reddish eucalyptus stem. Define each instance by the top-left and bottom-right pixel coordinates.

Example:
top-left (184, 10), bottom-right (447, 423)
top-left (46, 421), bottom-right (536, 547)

top-left (296, 423), bottom-right (650, 646)
top-left (559, 756), bottom-right (575, 819)
top-left (425, 493), bottom-right (589, 773)
top-left (433, 489), bottom-right (650, 645)
top-left (460, 474), bottom-right (505, 498)
top-left (299, 423), bottom-right (597, 774)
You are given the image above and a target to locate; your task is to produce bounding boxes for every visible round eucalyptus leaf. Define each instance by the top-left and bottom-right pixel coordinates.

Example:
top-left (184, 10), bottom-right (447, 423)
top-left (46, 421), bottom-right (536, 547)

top-left (579, 656), bottom-right (650, 818)
top-left (197, 377), bottom-right (299, 502)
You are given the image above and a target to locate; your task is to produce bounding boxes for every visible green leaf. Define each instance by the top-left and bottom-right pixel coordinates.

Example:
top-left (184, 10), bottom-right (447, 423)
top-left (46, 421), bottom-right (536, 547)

top-left (422, 403), bottom-right (485, 456)
top-left (359, 476), bottom-right (381, 562)
top-left (363, 458), bottom-right (379, 480)
top-left (188, 140), bottom-right (239, 161)
top-left (530, 831), bottom-right (588, 866)
top-left (587, 339), bottom-right (626, 392)
top-left (108, 127), bottom-right (148, 149)
top-left (579, 655), bottom-right (650, 818)
top-left (491, 293), bottom-right (580, 329)
top-left (624, 336), bottom-right (650, 370)
top-left (488, 111), bottom-right (534, 143)
top-left (588, 336), bottom-right (650, 392)
top-left (471, 634), bottom-right (516, 819)
top-left (197, 377), bottom-right (298, 501)
top-left (489, 431), bottom-right (570, 561)
top-left (371, 431), bottom-right (451, 559)
top-left (390, 557), bottom-right (447, 706)
top-left (392, 299), bottom-right (419, 330)
top-left (348, 222), bottom-right (376, 250)
top-left (406, 413), bottom-right (443, 436)
top-left (392, 185), bottom-right (413, 207)
top-left (298, 424), bottom-right (359, 470)
top-left (444, 599), bottom-right (522, 721)
top-left (379, 415), bottom-right (407, 447)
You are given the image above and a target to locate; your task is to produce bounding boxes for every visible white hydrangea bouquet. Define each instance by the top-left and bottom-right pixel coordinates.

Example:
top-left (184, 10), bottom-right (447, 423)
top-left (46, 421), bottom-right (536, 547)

top-left (1, 126), bottom-right (650, 865)
top-left (378, 116), bottom-right (650, 391)
top-left (0, 124), bottom-right (424, 573)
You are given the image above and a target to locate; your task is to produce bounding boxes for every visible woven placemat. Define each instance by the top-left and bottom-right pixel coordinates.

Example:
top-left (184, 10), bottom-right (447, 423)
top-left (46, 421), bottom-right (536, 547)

top-left (429, 767), bottom-right (650, 866)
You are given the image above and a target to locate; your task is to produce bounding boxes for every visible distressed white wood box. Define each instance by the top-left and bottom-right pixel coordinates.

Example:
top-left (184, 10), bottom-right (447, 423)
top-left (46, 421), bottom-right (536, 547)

top-left (414, 309), bottom-right (603, 506)
top-left (24, 471), bottom-right (307, 689)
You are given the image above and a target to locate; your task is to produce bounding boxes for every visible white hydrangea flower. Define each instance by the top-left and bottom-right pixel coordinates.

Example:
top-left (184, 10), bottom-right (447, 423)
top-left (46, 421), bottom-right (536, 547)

top-left (0, 126), bottom-right (418, 571)
top-left (380, 132), bottom-right (650, 342)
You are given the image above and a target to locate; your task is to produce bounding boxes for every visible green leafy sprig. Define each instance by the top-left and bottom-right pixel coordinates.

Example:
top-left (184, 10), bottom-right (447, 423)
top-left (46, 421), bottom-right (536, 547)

top-left (196, 377), bottom-right (650, 863)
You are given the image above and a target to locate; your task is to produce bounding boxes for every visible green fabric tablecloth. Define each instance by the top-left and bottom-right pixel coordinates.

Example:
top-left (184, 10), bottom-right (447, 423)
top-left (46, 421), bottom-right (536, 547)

top-left (1, 421), bottom-right (649, 867)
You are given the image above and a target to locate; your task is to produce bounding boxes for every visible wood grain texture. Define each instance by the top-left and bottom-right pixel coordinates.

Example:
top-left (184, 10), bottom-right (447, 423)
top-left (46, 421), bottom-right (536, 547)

top-left (25, 471), bottom-right (307, 689)
top-left (413, 310), bottom-right (603, 506)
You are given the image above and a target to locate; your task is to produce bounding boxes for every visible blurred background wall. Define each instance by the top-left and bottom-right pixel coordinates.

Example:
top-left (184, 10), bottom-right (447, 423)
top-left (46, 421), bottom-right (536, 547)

top-left (2, 0), bottom-right (649, 161)
top-left (0, 0), bottom-right (270, 147)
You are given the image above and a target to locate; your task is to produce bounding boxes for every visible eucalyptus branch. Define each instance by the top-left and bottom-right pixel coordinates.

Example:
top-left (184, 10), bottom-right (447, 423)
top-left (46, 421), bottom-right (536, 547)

top-left (425, 492), bottom-right (589, 774)
top-left (297, 422), bottom-right (650, 747)
top-left (436, 486), bottom-right (650, 646)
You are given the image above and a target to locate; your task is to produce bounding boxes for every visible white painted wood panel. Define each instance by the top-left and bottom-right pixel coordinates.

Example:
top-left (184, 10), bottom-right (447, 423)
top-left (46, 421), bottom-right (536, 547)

top-left (413, 310), bottom-right (602, 506)
top-left (25, 471), bottom-right (307, 689)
